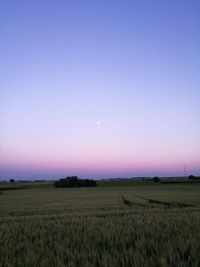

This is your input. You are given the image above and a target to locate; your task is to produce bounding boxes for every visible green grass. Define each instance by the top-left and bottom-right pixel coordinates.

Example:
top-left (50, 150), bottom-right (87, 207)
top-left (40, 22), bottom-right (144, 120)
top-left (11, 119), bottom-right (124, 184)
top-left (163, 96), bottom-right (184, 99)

top-left (0, 183), bottom-right (200, 267)
top-left (0, 181), bottom-right (53, 190)
top-left (97, 179), bottom-right (157, 187)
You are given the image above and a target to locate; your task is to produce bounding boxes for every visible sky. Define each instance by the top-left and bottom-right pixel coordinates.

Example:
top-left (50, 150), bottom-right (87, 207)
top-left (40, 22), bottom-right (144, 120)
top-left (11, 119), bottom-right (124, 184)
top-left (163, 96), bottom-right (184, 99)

top-left (0, 0), bottom-right (200, 179)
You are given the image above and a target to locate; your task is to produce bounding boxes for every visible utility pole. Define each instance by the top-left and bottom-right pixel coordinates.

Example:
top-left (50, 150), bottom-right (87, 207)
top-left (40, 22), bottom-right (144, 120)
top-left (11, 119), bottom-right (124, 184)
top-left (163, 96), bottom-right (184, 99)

top-left (183, 165), bottom-right (186, 177)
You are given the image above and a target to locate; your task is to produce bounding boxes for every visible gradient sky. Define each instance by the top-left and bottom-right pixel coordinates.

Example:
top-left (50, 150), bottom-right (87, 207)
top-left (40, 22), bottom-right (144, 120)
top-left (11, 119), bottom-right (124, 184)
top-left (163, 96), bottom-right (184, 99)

top-left (1, 0), bottom-right (200, 179)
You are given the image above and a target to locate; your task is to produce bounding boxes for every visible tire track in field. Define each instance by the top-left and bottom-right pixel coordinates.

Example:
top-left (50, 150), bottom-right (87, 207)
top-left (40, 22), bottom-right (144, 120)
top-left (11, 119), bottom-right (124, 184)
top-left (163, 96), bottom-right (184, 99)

top-left (119, 191), bottom-right (194, 208)
top-left (119, 191), bottom-right (147, 207)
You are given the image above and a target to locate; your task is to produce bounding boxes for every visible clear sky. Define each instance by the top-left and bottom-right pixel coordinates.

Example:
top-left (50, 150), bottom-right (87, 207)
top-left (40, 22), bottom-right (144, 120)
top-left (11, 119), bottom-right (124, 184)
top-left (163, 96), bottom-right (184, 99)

top-left (1, 0), bottom-right (200, 179)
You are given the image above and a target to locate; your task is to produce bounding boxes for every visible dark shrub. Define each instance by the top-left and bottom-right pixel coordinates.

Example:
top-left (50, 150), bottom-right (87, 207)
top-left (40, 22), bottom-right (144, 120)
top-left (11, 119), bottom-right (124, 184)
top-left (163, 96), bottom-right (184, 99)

top-left (9, 179), bottom-right (15, 183)
top-left (54, 181), bottom-right (60, 187)
top-left (188, 175), bottom-right (195, 180)
top-left (153, 176), bottom-right (160, 182)
top-left (89, 180), bottom-right (97, 187)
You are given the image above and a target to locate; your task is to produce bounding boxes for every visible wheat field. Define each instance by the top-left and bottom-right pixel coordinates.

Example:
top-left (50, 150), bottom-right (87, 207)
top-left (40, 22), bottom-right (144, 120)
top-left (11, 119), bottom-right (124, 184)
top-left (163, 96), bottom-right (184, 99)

top-left (0, 183), bottom-right (200, 267)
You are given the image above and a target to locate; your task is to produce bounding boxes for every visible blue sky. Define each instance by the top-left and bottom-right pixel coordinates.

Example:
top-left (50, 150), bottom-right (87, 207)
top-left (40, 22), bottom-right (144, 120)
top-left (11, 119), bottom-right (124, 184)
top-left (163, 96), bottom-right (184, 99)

top-left (0, 0), bottom-right (200, 179)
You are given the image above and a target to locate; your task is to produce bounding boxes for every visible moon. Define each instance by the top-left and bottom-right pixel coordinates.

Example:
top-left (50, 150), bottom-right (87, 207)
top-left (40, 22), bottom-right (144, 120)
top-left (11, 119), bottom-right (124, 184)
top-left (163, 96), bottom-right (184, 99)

top-left (96, 121), bottom-right (101, 125)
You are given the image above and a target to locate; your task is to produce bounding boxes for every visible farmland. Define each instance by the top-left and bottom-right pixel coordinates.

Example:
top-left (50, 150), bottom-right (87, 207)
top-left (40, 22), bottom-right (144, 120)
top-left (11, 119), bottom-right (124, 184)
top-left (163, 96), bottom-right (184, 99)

top-left (0, 181), bottom-right (200, 267)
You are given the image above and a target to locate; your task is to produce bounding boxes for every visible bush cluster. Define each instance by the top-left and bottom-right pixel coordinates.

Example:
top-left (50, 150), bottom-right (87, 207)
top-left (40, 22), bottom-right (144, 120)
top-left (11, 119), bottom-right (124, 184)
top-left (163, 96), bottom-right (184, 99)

top-left (188, 175), bottom-right (200, 180)
top-left (54, 176), bottom-right (97, 188)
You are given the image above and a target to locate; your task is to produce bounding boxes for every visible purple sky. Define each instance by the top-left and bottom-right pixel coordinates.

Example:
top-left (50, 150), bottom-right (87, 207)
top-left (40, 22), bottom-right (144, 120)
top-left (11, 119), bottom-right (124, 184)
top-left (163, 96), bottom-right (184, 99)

top-left (1, 0), bottom-right (200, 179)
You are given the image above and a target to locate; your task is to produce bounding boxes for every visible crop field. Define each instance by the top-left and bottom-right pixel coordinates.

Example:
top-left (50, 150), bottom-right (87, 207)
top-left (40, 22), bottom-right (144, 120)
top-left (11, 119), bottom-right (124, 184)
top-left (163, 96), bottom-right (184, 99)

top-left (0, 182), bottom-right (200, 267)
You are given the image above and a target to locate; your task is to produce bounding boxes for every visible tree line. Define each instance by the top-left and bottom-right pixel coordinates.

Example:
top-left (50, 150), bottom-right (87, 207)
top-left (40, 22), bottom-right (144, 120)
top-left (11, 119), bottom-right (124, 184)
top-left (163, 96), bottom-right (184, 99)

top-left (54, 176), bottom-right (97, 188)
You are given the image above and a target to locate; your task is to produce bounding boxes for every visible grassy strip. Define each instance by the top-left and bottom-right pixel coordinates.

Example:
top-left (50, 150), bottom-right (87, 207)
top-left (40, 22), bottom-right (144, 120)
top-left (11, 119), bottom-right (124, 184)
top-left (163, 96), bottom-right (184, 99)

top-left (97, 180), bottom-right (157, 187)
top-left (0, 182), bottom-right (53, 191)
top-left (0, 186), bottom-right (27, 191)
top-left (161, 180), bottom-right (200, 184)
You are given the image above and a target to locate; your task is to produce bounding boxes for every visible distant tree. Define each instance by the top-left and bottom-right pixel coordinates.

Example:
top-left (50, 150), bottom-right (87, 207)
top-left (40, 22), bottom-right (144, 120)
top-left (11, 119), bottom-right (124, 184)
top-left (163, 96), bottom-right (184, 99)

top-left (153, 176), bottom-right (160, 182)
top-left (54, 181), bottom-right (60, 187)
top-left (9, 179), bottom-right (15, 183)
top-left (54, 176), bottom-right (97, 188)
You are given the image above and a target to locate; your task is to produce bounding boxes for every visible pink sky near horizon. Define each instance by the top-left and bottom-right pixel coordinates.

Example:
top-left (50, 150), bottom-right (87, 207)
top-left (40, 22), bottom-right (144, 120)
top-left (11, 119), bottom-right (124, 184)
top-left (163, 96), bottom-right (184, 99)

top-left (0, 140), bottom-right (199, 178)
